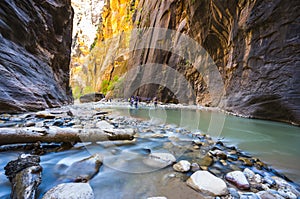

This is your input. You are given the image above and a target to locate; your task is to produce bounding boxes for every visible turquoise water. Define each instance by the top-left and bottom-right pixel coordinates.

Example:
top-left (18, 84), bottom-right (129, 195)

top-left (0, 105), bottom-right (299, 198)
top-left (115, 106), bottom-right (300, 184)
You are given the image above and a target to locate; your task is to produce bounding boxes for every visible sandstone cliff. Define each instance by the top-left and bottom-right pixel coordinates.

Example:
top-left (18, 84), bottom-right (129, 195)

top-left (0, 0), bottom-right (73, 113)
top-left (72, 0), bottom-right (300, 125)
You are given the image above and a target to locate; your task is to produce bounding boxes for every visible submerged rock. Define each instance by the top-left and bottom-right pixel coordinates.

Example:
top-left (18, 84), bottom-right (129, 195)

top-left (143, 153), bottom-right (176, 168)
top-left (42, 183), bottom-right (94, 199)
top-left (61, 153), bottom-right (103, 182)
top-left (186, 171), bottom-right (228, 196)
top-left (4, 154), bottom-right (42, 199)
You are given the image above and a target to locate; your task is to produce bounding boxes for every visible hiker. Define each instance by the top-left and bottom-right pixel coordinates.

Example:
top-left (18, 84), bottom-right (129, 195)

top-left (153, 97), bottom-right (158, 108)
top-left (134, 96), bottom-right (139, 108)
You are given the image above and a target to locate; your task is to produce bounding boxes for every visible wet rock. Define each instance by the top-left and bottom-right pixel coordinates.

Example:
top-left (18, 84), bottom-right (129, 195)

top-left (238, 157), bottom-right (254, 166)
top-left (198, 154), bottom-right (214, 167)
top-left (226, 171), bottom-right (250, 190)
top-left (228, 187), bottom-right (240, 199)
top-left (263, 176), bottom-right (276, 186)
top-left (277, 187), bottom-right (297, 199)
top-left (228, 154), bottom-right (239, 161)
top-left (4, 154), bottom-right (42, 199)
top-left (24, 121), bottom-right (36, 127)
top-left (254, 174), bottom-right (262, 184)
top-left (42, 183), bottom-right (94, 199)
top-left (79, 93), bottom-right (105, 103)
top-left (240, 193), bottom-right (260, 199)
top-left (62, 153), bottom-right (103, 182)
top-left (143, 153), bottom-right (176, 168)
top-left (173, 160), bottom-right (191, 172)
top-left (53, 119), bottom-right (65, 126)
top-left (36, 111), bottom-right (56, 119)
top-left (0, 122), bottom-right (18, 127)
top-left (244, 168), bottom-right (256, 179)
top-left (186, 171), bottom-right (228, 196)
top-left (257, 191), bottom-right (282, 199)
top-left (209, 149), bottom-right (227, 160)
top-left (190, 163), bottom-right (200, 172)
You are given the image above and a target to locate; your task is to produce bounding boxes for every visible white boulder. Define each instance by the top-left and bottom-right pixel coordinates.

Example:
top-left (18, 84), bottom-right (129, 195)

top-left (187, 171), bottom-right (228, 196)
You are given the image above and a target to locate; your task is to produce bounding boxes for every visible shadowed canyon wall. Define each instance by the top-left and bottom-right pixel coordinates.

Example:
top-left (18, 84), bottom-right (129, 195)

top-left (0, 0), bottom-right (73, 113)
top-left (72, 0), bottom-right (299, 125)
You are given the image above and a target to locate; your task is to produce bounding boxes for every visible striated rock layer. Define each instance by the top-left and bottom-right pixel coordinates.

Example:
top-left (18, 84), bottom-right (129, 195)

top-left (129, 0), bottom-right (300, 125)
top-left (72, 0), bottom-right (300, 125)
top-left (0, 0), bottom-right (73, 113)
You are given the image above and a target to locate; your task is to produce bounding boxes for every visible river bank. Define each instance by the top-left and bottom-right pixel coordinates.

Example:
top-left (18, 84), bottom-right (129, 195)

top-left (0, 102), bottom-right (299, 198)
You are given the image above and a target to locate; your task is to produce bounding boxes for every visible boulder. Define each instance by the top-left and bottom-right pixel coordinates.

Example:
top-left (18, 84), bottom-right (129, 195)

top-left (42, 183), bottom-right (94, 199)
top-left (96, 120), bottom-right (114, 129)
top-left (60, 153), bottom-right (103, 182)
top-left (226, 171), bottom-right (250, 190)
top-left (79, 93), bottom-right (105, 103)
top-left (187, 171), bottom-right (228, 196)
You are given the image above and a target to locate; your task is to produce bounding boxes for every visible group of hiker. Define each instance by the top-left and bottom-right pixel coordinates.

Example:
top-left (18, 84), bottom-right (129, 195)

top-left (129, 96), bottom-right (158, 108)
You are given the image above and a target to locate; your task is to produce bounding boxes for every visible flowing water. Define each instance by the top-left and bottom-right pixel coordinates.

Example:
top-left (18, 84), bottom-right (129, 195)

top-left (0, 104), bottom-right (299, 198)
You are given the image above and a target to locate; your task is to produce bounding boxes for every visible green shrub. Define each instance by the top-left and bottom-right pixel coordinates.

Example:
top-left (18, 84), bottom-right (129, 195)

top-left (72, 85), bottom-right (82, 99)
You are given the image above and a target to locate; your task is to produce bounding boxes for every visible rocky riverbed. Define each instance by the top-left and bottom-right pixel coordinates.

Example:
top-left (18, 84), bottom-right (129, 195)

top-left (0, 102), bottom-right (299, 199)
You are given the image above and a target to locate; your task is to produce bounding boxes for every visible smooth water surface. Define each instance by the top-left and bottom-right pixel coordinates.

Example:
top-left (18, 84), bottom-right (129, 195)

top-left (115, 106), bottom-right (300, 183)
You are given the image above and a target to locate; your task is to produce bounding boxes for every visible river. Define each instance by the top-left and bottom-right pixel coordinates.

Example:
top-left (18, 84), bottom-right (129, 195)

top-left (0, 103), bottom-right (299, 198)
top-left (113, 105), bottom-right (300, 184)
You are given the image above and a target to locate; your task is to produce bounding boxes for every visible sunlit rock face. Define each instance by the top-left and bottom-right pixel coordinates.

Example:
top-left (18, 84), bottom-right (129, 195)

top-left (71, 0), bottom-right (104, 57)
top-left (70, 0), bottom-right (138, 98)
top-left (71, 0), bottom-right (299, 125)
top-left (70, 0), bottom-right (105, 97)
top-left (0, 0), bottom-right (73, 113)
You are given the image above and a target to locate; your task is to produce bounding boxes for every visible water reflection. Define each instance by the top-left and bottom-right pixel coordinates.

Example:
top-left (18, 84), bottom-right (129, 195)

top-left (116, 106), bottom-right (300, 184)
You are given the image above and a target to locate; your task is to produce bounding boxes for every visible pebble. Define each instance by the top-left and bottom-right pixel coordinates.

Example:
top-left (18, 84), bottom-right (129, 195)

top-left (198, 154), bottom-right (214, 167)
top-left (257, 191), bottom-right (282, 199)
top-left (209, 149), bottom-right (227, 159)
top-left (24, 121), bottom-right (36, 127)
top-left (240, 192), bottom-right (260, 199)
top-left (238, 157), bottom-right (254, 166)
top-left (173, 160), bottom-right (191, 172)
top-left (244, 168), bottom-right (255, 179)
top-left (42, 183), bottom-right (94, 199)
top-left (190, 162), bottom-right (200, 172)
top-left (228, 187), bottom-right (240, 199)
top-left (263, 176), bottom-right (276, 186)
top-left (186, 170), bottom-right (228, 196)
top-left (226, 171), bottom-right (250, 190)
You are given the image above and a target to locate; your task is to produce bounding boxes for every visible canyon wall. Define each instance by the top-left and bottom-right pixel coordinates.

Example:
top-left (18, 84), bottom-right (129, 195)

top-left (72, 0), bottom-right (300, 125)
top-left (130, 0), bottom-right (300, 124)
top-left (0, 0), bottom-right (73, 113)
